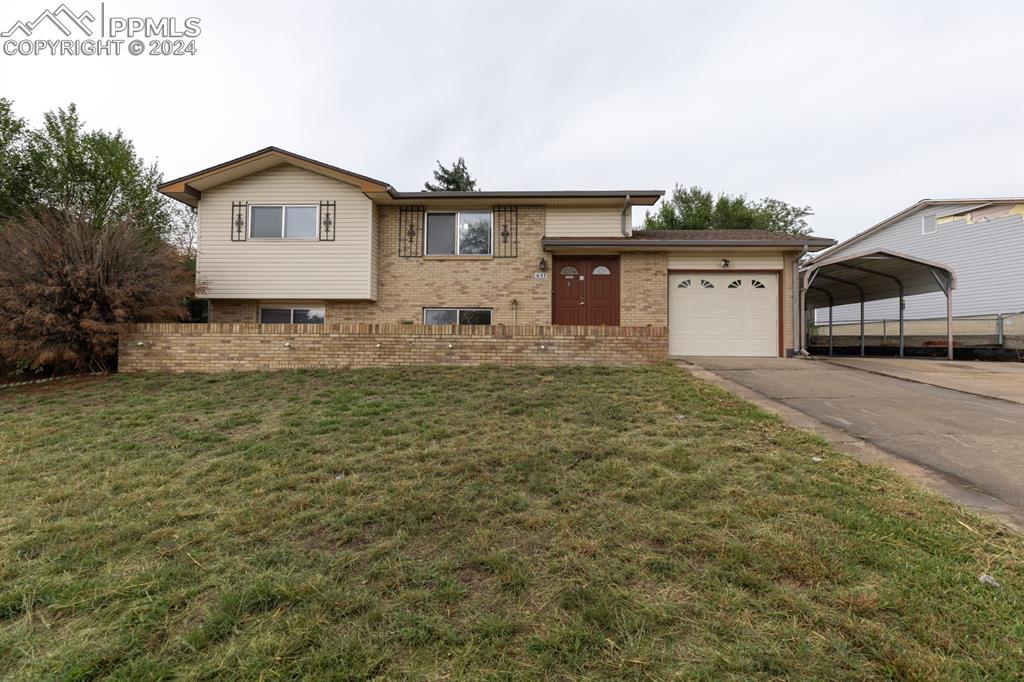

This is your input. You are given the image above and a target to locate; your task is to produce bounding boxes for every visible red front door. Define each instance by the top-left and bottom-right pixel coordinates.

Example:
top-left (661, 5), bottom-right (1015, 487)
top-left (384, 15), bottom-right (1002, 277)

top-left (552, 257), bottom-right (620, 325)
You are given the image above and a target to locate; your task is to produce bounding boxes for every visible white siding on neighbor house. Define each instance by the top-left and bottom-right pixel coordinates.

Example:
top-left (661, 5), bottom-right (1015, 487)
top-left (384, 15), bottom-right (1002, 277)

top-left (197, 164), bottom-right (375, 299)
top-left (668, 251), bottom-right (783, 270)
top-left (818, 206), bottom-right (1024, 323)
top-left (545, 207), bottom-right (623, 237)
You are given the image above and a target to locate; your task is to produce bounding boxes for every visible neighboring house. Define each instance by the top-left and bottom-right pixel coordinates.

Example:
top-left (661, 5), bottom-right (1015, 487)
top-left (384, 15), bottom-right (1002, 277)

top-left (159, 147), bottom-right (834, 357)
top-left (813, 199), bottom-right (1024, 323)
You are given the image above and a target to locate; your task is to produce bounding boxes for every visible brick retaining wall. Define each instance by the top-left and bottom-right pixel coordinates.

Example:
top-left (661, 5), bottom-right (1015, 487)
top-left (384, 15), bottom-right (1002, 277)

top-left (118, 324), bottom-right (668, 373)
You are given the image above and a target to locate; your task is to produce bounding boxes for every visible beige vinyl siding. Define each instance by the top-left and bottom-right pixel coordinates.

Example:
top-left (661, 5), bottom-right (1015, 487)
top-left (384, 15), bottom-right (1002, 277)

top-left (196, 164), bottom-right (374, 299)
top-left (668, 251), bottom-right (784, 270)
top-left (545, 207), bottom-right (623, 238)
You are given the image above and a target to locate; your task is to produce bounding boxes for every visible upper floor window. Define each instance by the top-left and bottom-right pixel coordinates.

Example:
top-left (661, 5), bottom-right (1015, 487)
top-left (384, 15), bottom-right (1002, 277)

top-left (425, 211), bottom-right (492, 255)
top-left (921, 214), bottom-right (937, 235)
top-left (250, 205), bottom-right (318, 240)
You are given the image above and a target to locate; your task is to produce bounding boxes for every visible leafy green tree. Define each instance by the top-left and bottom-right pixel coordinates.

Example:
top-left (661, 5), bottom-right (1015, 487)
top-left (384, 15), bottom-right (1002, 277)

top-left (424, 156), bottom-right (478, 191)
top-left (0, 100), bottom-right (169, 240)
top-left (0, 99), bottom-right (30, 220)
top-left (643, 185), bottom-right (813, 235)
top-left (21, 104), bottom-right (168, 239)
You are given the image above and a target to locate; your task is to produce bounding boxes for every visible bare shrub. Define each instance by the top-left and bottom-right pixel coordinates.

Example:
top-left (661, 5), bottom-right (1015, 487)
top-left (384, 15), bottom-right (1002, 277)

top-left (0, 212), bottom-right (193, 372)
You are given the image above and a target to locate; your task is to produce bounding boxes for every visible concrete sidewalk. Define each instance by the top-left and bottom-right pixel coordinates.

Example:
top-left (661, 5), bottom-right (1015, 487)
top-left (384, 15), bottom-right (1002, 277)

top-left (819, 357), bottom-right (1024, 404)
top-left (681, 357), bottom-right (1024, 530)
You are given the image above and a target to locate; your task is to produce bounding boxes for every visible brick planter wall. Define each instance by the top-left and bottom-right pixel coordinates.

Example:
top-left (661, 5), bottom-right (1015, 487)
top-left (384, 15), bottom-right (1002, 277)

top-left (118, 324), bottom-right (668, 373)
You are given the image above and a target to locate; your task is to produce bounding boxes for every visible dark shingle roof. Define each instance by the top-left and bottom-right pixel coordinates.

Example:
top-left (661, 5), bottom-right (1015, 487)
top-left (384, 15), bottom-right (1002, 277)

top-left (627, 229), bottom-right (833, 243)
top-left (541, 230), bottom-right (836, 249)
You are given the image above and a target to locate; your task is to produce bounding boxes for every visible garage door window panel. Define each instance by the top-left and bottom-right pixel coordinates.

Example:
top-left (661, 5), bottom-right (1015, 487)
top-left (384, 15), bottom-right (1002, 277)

top-left (669, 272), bottom-right (779, 357)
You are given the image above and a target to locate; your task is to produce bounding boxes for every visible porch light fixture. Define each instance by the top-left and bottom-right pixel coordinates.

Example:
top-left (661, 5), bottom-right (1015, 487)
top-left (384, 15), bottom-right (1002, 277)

top-left (538, 258), bottom-right (547, 272)
top-left (720, 258), bottom-right (731, 268)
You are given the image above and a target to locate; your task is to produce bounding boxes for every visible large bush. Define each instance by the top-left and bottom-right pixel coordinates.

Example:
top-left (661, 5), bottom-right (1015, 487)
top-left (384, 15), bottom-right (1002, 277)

top-left (0, 212), bottom-right (193, 372)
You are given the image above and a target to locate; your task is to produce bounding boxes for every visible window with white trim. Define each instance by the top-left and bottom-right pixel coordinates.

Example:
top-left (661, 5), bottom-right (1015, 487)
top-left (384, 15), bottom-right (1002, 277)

top-left (260, 307), bottom-right (325, 324)
top-left (425, 212), bottom-right (492, 255)
top-left (250, 205), bottom-right (318, 239)
top-left (423, 308), bottom-right (492, 325)
top-left (921, 214), bottom-right (937, 235)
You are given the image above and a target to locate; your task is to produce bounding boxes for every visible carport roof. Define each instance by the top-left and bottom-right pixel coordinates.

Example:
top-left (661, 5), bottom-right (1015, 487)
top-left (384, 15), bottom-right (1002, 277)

top-left (802, 249), bottom-right (956, 308)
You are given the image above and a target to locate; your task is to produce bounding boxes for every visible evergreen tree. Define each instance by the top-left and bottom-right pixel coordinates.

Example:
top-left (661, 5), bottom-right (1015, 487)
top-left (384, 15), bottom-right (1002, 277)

top-left (424, 157), bottom-right (478, 191)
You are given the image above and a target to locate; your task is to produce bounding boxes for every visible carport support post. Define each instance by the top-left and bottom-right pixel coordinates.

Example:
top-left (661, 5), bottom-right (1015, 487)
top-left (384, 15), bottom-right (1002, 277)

top-left (898, 288), bottom-right (905, 358)
top-left (828, 304), bottom-right (833, 356)
top-left (946, 278), bottom-right (953, 360)
top-left (860, 295), bottom-right (865, 356)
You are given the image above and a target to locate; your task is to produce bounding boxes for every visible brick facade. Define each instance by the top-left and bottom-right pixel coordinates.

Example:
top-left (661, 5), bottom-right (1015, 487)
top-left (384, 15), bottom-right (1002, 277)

top-left (118, 324), bottom-right (668, 373)
top-left (208, 206), bottom-right (674, 329)
top-left (782, 253), bottom-right (797, 354)
top-left (620, 252), bottom-right (668, 326)
top-left (201, 208), bottom-right (805, 358)
top-left (209, 299), bottom-right (258, 323)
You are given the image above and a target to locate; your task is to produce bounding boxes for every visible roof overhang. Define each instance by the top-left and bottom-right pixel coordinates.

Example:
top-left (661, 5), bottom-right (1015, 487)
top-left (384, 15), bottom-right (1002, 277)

top-left (802, 249), bottom-right (956, 308)
top-left (158, 147), bottom-right (664, 209)
top-left (367, 190), bottom-right (663, 208)
top-left (158, 147), bottom-right (393, 207)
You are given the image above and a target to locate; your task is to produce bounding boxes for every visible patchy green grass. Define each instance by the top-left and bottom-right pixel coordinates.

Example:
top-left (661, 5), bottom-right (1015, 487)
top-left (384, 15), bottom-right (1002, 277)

top-left (1, 365), bottom-right (1022, 679)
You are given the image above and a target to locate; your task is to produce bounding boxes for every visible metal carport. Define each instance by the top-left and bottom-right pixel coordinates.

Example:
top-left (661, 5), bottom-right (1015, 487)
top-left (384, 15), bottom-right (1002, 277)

top-left (800, 249), bottom-right (958, 360)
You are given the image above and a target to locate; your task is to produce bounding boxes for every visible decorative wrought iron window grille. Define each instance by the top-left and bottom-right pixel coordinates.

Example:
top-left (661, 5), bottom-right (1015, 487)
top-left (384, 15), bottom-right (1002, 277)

top-left (230, 202), bottom-right (248, 241)
top-left (398, 206), bottom-right (425, 257)
top-left (319, 201), bottom-right (336, 241)
top-left (493, 206), bottom-right (518, 258)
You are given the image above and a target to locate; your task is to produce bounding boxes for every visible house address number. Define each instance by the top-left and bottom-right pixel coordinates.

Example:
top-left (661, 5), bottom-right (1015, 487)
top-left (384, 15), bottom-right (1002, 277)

top-left (534, 272), bottom-right (549, 279)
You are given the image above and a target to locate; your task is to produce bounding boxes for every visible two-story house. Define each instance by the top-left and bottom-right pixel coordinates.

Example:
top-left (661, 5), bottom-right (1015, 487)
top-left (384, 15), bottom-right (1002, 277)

top-left (159, 147), bottom-right (834, 357)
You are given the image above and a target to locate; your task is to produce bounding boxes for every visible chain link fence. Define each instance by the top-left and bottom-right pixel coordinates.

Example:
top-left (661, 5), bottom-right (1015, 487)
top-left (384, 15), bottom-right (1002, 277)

top-left (810, 311), bottom-right (1024, 349)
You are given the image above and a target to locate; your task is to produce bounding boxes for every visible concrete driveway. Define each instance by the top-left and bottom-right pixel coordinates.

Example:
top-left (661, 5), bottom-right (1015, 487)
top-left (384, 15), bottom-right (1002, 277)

top-left (683, 357), bottom-right (1024, 528)
top-left (820, 357), bottom-right (1024, 404)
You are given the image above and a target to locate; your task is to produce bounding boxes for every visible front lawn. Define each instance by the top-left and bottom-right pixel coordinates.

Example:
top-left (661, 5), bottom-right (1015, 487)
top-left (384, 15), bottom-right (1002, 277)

top-left (1, 366), bottom-right (1022, 679)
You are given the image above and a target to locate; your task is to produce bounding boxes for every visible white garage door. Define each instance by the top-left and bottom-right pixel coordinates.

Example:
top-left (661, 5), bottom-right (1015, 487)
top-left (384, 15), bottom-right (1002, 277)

top-left (669, 272), bottom-right (779, 357)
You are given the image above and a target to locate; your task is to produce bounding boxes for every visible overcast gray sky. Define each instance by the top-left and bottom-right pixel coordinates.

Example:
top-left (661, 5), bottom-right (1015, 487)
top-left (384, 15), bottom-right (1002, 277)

top-left (3, 0), bottom-right (1022, 239)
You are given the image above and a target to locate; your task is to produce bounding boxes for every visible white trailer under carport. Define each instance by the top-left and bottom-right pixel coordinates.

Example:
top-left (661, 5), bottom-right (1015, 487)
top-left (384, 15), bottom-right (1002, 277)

top-left (800, 249), bottom-right (957, 360)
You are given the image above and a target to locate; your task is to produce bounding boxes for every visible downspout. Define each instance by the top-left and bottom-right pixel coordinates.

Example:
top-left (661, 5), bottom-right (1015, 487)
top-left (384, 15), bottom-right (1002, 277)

top-left (621, 194), bottom-right (632, 236)
top-left (794, 246), bottom-right (807, 356)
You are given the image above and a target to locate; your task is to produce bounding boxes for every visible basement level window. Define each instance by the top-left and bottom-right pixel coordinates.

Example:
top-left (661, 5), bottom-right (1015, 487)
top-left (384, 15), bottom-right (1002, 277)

top-left (250, 205), bottom-right (318, 239)
top-left (423, 308), bottom-right (492, 325)
top-left (260, 307), bottom-right (325, 324)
